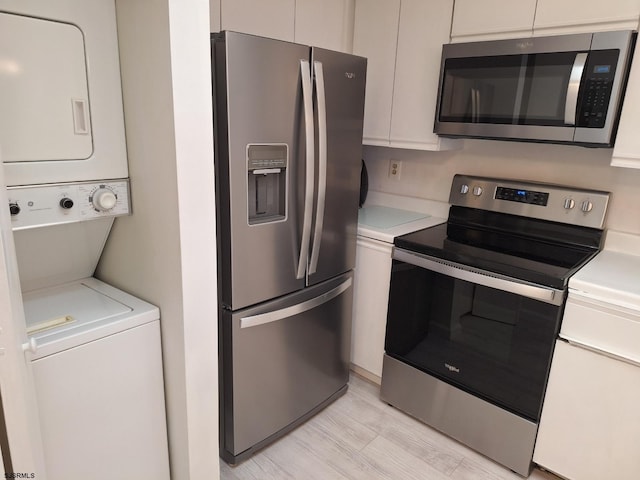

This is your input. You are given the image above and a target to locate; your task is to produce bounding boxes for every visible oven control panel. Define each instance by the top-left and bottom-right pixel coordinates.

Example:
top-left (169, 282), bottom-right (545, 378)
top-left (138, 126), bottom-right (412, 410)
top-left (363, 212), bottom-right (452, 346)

top-left (7, 180), bottom-right (130, 230)
top-left (450, 175), bottom-right (609, 229)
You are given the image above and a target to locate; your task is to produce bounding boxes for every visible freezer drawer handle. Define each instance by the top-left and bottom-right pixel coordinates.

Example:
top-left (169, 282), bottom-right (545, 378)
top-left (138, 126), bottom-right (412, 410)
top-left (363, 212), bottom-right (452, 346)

top-left (296, 59), bottom-right (315, 280)
top-left (240, 277), bottom-right (352, 329)
top-left (393, 248), bottom-right (564, 306)
top-left (309, 61), bottom-right (327, 275)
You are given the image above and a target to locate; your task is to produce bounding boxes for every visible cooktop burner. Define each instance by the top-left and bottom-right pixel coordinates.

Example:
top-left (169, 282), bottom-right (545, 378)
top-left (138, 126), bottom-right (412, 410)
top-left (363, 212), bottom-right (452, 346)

top-left (394, 175), bottom-right (610, 289)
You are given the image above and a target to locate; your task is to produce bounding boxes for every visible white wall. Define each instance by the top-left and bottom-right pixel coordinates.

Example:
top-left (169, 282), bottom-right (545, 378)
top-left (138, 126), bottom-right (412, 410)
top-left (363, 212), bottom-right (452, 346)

top-left (364, 140), bottom-right (640, 236)
top-left (98, 1), bottom-right (219, 479)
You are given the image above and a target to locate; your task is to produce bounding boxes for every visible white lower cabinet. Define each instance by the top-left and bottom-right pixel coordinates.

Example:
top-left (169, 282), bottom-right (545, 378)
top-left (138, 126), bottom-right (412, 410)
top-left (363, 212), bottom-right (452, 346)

top-left (534, 340), bottom-right (640, 480)
top-left (351, 236), bottom-right (392, 380)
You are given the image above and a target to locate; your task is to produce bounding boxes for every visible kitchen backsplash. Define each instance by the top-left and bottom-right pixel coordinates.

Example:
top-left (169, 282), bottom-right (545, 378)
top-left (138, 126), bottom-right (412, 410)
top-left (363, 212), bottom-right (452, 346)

top-left (363, 140), bottom-right (640, 236)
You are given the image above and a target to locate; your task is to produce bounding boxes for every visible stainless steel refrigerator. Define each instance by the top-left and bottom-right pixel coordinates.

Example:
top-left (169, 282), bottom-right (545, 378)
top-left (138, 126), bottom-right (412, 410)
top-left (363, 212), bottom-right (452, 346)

top-left (211, 31), bottom-right (366, 464)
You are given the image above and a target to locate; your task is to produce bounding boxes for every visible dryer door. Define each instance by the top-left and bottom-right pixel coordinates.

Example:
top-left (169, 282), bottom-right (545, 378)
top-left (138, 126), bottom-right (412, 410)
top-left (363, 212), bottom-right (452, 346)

top-left (0, 13), bottom-right (93, 162)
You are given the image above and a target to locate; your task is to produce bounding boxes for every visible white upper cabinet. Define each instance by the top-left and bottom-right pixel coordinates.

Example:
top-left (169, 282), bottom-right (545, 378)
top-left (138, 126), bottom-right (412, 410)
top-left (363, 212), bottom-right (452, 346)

top-left (218, 0), bottom-right (354, 51)
top-left (451, 0), bottom-right (536, 42)
top-left (220, 0), bottom-right (295, 41)
top-left (210, 0), bottom-right (221, 32)
top-left (353, 0), bottom-right (460, 151)
top-left (534, 0), bottom-right (640, 36)
top-left (451, 0), bottom-right (640, 41)
top-left (612, 41), bottom-right (640, 169)
top-left (295, 0), bottom-right (355, 52)
top-left (353, 0), bottom-right (400, 146)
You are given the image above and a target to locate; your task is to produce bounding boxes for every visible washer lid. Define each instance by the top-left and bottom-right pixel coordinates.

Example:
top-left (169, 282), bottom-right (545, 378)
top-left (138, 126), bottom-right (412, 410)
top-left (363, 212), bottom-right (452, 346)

top-left (23, 282), bottom-right (131, 334)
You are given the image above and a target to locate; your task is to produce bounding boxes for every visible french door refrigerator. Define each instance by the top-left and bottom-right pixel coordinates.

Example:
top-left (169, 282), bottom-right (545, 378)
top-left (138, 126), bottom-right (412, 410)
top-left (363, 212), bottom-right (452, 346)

top-left (211, 31), bottom-right (366, 464)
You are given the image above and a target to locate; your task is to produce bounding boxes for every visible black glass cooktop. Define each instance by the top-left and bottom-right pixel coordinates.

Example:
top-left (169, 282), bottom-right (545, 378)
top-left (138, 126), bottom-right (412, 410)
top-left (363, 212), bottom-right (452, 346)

top-left (394, 206), bottom-right (604, 289)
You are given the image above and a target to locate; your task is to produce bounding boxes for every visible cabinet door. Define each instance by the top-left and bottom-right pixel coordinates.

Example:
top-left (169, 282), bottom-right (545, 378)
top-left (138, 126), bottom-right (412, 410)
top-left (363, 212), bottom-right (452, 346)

top-left (352, 0), bottom-right (401, 146)
top-left (220, 0), bottom-right (295, 41)
top-left (390, 0), bottom-right (460, 150)
top-left (612, 41), bottom-right (640, 169)
top-left (451, 0), bottom-right (536, 42)
top-left (351, 237), bottom-right (392, 380)
top-left (534, 0), bottom-right (640, 36)
top-left (295, 0), bottom-right (355, 52)
top-left (534, 341), bottom-right (640, 480)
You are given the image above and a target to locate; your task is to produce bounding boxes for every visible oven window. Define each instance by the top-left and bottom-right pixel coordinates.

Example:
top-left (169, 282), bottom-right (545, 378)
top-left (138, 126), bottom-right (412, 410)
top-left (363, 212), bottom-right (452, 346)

top-left (384, 260), bottom-right (562, 421)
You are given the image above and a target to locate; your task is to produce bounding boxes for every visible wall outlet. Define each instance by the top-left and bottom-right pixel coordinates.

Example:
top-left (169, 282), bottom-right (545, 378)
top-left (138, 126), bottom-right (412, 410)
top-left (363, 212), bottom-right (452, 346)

top-left (388, 159), bottom-right (402, 180)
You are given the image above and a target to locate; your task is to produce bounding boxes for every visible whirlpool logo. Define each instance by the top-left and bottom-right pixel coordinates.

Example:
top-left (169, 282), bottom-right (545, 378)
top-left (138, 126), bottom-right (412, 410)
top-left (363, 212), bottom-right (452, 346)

top-left (345, 72), bottom-right (356, 79)
top-left (444, 363), bottom-right (460, 373)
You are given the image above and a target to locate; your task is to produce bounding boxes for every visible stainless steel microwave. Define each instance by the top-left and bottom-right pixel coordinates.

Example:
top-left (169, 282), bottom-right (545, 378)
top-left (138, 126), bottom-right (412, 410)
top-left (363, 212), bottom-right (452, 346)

top-left (434, 30), bottom-right (636, 147)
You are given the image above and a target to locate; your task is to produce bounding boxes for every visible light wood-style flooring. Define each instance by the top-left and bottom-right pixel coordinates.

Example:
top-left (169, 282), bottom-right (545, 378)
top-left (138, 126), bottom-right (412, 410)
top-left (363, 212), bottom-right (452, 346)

top-left (220, 373), bottom-right (560, 480)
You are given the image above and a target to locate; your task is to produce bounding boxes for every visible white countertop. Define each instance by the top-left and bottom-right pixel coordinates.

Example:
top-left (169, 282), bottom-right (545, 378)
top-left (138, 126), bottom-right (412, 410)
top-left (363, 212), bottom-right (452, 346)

top-left (568, 230), bottom-right (640, 311)
top-left (357, 192), bottom-right (446, 244)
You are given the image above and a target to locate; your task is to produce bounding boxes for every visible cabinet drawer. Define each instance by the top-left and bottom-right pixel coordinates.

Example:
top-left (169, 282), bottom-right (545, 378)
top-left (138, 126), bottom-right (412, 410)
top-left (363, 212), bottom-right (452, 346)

top-left (562, 294), bottom-right (640, 364)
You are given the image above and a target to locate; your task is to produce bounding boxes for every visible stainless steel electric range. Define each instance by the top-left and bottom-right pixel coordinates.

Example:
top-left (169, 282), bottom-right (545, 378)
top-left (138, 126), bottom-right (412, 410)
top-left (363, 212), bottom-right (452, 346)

top-left (380, 174), bottom-right (609, 476)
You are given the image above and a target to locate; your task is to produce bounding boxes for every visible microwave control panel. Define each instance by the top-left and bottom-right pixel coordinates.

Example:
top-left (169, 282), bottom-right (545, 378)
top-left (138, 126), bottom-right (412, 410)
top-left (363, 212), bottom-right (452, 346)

top-left (577, 49), bottom-right (620, 128)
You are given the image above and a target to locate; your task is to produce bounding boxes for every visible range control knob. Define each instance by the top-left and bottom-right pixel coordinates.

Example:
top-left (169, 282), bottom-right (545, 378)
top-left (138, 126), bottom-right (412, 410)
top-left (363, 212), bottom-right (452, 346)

top-left (91, 188), bottom-right (117, 212)
top-left (581, 200), bottom-right (594, 213)
top-left (472, 186), bottom-right (483, 196)
top-left (460, 184), bottom-right (470, 194)
top-left (59, 198), bottom-right (74, 209)
top-left (563, 198), bottom-right (575, 210)
top-left (9, 203), bottom-right (20, 216)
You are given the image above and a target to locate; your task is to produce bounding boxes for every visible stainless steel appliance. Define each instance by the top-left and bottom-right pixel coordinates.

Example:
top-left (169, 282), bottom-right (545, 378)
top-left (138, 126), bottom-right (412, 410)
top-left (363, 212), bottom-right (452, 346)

top-left (211, 31), bottom-right (366, 465)
top-left (434, 30), bottom-right (636, 146)
top-left (380, 175), bottom-right (609, 476)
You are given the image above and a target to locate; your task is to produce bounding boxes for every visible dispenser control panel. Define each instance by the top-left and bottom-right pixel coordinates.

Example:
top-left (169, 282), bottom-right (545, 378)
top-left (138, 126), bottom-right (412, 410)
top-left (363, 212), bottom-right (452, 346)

top-left (7, 179), bottom-right (130, 230)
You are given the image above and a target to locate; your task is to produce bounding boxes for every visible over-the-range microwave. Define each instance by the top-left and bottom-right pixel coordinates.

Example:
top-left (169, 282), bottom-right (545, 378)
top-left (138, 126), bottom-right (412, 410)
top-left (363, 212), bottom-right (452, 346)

top-left (434, 30), bottom-right (636, 147)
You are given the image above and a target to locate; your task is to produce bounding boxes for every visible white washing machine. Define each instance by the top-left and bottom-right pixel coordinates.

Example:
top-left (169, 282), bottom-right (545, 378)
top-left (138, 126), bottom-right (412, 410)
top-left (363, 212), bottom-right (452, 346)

top-left (8, 182), bottom-right (170, 479)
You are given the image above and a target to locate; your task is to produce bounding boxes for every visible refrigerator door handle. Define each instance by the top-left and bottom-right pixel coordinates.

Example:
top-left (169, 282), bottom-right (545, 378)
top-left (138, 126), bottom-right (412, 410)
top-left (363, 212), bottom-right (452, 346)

top-left (240, 277), bottom-right (352, 329)
top-left (296, 59), bottom-right (315, 280)
top-left (309, 61), bottom-right (327, 275)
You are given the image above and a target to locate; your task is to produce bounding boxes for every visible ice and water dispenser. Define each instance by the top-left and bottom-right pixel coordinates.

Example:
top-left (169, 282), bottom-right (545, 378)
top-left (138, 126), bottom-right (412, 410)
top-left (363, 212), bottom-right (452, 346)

top-left (247, 144), bottom-right (287, 225)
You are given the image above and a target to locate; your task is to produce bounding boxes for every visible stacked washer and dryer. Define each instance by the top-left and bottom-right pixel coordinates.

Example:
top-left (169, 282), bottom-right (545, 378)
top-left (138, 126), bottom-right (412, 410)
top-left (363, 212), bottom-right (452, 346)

top-left (0, 1), bottom-right (169, 478)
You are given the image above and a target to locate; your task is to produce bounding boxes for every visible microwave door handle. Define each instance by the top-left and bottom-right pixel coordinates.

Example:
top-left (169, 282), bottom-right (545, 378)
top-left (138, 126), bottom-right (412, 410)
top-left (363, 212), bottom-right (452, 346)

top-left (471, 88), bottom-right (477, 122)
top-left (297, 59), bottom-right (315, 280)
top-left (564, 53), bottom-right (588, 125)
top-left (309, 61), bottom-right (327, 275)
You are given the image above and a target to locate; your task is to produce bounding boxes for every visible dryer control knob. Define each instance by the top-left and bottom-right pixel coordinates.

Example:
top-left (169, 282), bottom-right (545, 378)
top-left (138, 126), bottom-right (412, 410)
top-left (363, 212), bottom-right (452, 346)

top-left (581, 200), bottom-right (594, 213)
top-left (9, 203), bottom-right (20, 216)
top-left (92, 188), bottom-right (117, 212)
top-left (59, 198), bottom-right (74, 209)
top-left (563, 198), bottom-right (575, 210)
top-left (473, 186), bottom-right (483, 196)
top-left (460, 184), bottom-right (469, 194)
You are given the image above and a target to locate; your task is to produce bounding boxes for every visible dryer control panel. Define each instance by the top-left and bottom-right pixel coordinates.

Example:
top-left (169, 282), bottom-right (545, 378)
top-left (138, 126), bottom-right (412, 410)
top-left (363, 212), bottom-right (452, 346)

top-left (7, 180), bottom-right (130, 230)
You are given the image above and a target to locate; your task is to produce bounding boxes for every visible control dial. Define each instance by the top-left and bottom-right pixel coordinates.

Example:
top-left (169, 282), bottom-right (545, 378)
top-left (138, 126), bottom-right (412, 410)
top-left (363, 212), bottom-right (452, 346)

top-left (9, 203), bottom-right (20, 216)
top-left (460, 184), bottom-right (469, 194)
top-left (59, 198), bottom-right (74, 209)
top-left (91, 187), bottom-right (118, 212)
top-left (473, 186), bottom-right (483, 196)
top-left (581, 200), bottom-right (594, 213)
top-left (563, 198), bottom-right (575, 210)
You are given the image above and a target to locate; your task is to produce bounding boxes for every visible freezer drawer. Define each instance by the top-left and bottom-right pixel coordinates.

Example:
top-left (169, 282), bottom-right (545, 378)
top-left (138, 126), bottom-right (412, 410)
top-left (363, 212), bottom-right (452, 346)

top-left (220, 272), bottom-right (353, 463)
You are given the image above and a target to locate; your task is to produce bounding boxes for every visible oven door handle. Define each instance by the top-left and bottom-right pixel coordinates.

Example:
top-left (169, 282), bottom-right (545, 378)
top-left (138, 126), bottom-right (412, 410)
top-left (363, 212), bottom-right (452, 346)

top-left (393, 249), bottom-right (565, 306)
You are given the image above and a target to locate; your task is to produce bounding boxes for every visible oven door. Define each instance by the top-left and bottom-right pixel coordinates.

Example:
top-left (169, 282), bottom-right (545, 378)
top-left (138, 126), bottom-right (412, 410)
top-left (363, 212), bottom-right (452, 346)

top-left (385, 249), bottom-right (565, 421)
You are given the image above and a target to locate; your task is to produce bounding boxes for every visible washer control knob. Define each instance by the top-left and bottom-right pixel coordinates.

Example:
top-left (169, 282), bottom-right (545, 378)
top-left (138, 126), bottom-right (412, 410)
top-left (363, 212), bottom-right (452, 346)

top-left (91, 188), bottom-right (117, 212)
top-left (9, 203), bottom-right (20, 216)
top-left (460, 184), bottom-right (469, 194)
top-left (59, 198), bottom-right (74, 209)
top-left (581, 200), bottom-right (594, 213)
top-left (472, 186), bottom-right (483, 196)
top-left (563, 198), bottom-right (575, 210)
